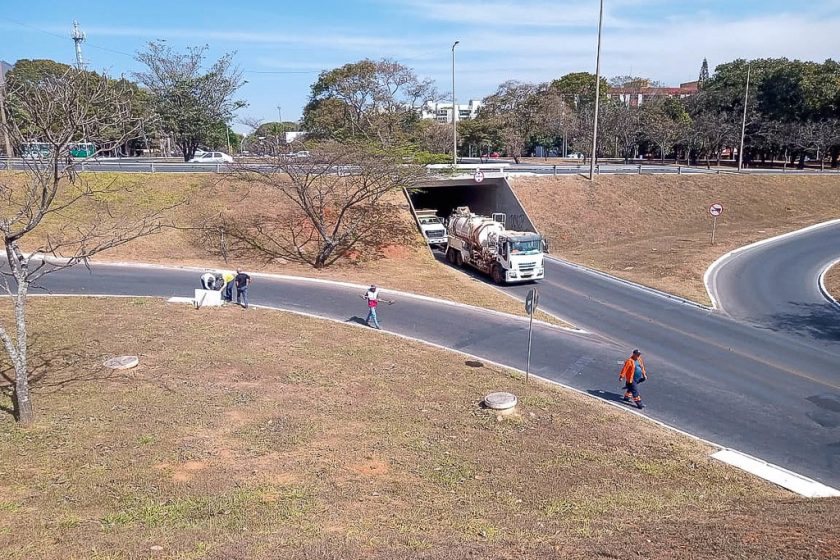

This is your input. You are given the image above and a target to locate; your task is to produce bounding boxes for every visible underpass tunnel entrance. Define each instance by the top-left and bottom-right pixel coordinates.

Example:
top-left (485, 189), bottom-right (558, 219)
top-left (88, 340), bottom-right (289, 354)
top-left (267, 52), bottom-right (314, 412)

top-left (406, 177), bottom-right (537, 232)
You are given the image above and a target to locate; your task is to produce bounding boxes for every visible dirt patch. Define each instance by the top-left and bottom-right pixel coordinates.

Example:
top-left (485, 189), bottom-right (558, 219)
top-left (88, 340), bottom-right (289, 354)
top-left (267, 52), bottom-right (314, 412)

top-left (512, 174), bottom-right (840, 304)
top-left (0, 170), bottom-right (567, 326)
top-left (0, 297), bottom-right (836, 559)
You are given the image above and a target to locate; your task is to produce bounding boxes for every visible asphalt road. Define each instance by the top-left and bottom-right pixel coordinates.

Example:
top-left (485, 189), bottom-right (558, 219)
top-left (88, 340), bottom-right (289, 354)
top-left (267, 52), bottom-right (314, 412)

top-left (706, 221), bottom-right (840, 349)
top-left (36, 225), bottom-right (840, 488)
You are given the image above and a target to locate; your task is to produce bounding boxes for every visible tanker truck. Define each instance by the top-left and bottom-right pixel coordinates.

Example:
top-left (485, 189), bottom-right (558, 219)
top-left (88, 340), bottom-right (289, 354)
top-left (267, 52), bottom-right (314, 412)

top-left (445, 206), bottom-right (545, 284)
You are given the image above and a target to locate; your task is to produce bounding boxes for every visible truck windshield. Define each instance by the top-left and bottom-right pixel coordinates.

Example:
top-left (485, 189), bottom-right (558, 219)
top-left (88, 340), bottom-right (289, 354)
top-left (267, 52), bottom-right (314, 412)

top-left (509, 240), bottom-right (541, 255)
top-left (419, 217), bottom-right (441, 225)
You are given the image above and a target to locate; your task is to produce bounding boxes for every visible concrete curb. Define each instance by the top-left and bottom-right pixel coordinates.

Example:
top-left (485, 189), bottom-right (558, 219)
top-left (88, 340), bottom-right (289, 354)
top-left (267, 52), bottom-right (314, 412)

top-left (703, 219), bottom-right (840, 311)
top-left (817, 257), bottom-right (840, 311)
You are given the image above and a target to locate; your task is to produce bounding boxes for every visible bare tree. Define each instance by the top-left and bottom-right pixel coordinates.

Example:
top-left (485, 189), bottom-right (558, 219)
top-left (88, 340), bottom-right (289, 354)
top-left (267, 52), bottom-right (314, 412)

top-left (0, 69), bottom-right (176, 424)
top-left (224, 140), bottom-right (425, 268)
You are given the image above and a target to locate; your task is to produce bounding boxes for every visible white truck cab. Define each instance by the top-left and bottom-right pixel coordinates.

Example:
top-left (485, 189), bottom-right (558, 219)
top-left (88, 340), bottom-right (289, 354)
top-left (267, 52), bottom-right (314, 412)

top-left (415, 209), bottom-right (448, 247)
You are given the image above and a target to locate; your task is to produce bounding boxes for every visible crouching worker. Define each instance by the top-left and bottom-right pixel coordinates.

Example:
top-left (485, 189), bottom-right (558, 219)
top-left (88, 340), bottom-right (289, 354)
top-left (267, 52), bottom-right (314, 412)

top-left (619, 349), bottom-right (647, 409)
top-left (221, 270), bottom-right (236, 302)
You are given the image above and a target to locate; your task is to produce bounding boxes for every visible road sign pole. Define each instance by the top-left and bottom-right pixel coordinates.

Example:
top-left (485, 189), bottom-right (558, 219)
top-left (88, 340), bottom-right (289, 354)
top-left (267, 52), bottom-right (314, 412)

top-left (526, 310), bottom-right (534, 384)
top-left (711, 216), bottom-right (717, 245)
top-left (524, 288), bottom-right (539, 384)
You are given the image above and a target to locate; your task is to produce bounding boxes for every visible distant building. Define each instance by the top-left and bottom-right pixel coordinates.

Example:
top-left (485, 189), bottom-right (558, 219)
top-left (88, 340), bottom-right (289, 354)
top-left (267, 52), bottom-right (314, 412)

top-left (420, 99), bottom-right (483, 123)
top-left (284, 131), bottom-right (307, 144)
top-left (608, 80), bottom-right (699, 107)
top-left (0, 60), bottom-right (11, 81)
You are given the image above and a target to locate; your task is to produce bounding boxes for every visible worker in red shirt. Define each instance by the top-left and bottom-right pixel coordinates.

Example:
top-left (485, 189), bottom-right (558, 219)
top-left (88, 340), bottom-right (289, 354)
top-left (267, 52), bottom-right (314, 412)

top-left (619, 349), bottom-right (647, 409)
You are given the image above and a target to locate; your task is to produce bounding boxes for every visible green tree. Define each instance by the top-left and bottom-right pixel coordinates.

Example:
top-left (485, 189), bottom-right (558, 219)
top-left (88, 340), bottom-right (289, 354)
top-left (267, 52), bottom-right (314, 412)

top-left (134, 41), bottom-right (245, 162)
top-left (302, 59), bottom-right (436, 147)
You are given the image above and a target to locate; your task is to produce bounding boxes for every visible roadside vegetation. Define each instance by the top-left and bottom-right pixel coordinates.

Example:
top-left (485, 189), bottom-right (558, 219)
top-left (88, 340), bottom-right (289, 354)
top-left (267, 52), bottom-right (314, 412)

top-left (512, 173), bottom-right (840, 304)
top-left (1, 298), bottom-right (837, 559)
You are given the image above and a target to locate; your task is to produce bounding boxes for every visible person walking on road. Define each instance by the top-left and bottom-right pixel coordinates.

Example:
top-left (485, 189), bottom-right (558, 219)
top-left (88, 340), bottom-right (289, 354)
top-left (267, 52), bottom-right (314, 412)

top-left (234, 269), bottom-right (251, 309)
top-left (361, 285), bottom-right (393, 330)
top-left (620, 349), bottom-right (647, 409)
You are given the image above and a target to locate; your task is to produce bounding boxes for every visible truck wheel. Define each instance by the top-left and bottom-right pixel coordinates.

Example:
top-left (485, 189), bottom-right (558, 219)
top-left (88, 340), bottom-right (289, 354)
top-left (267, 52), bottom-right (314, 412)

top-left (446, 248), bottom-right (455, 264)
top-left (491, 265), bottom-right (505, 285)
top-left (454, 252), bottom-right (464, 267)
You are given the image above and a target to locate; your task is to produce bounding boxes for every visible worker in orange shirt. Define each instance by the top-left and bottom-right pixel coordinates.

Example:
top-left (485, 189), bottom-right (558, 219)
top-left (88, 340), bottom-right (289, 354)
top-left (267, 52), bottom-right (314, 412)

top-left (619, 349), bottom-right (647, 409)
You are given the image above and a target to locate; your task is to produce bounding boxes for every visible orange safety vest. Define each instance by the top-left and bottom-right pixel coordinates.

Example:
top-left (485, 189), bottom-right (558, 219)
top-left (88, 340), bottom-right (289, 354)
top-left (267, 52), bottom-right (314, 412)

top-left (620, 357), bottom-right (646, 383)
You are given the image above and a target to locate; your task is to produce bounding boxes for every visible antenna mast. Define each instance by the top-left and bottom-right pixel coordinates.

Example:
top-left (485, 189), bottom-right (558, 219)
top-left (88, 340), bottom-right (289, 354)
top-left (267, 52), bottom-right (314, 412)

top-left (71, 20), bottom-right (86, 70)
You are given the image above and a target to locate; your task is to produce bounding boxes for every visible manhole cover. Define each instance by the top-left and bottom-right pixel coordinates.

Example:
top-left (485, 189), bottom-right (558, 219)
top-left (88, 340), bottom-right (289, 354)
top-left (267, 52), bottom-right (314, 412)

top-left (103, 356), bottom-right (140, 370)
top-left (484, 392), bottom-right (517, 411)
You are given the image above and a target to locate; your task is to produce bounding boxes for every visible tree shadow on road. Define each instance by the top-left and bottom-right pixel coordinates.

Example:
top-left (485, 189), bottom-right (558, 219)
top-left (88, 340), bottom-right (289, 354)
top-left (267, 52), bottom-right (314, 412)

top-left (763, 302), bottom-right (840, 342)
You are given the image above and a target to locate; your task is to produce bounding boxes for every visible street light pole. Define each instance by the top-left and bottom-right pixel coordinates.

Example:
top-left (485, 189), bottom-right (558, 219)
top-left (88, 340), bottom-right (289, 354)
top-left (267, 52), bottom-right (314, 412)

top-left (589, 0), bottom-right (604, 181)
top-left (452, 40), bottom-right (460, 167)
top-left (737, 64), bottom-right (751, 173)
top-left (277, 105), bottom-right (283, 153)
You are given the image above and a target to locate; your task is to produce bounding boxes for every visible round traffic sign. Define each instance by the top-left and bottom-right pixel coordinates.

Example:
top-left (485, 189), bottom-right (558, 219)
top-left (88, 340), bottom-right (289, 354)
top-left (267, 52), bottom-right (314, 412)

top-left (709, 203), bottom-right (723, 217)
top-left (474, 169), bottom-right (484, 183)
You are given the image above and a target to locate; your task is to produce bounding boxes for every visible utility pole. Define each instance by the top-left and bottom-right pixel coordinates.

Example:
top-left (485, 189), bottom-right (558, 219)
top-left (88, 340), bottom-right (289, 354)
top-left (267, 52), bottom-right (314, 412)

top-left (71, 20), bottom-right (86, 70)
top-left (738, 63), bottom-right (751, 173)
top-left (0, 65), bottom-right (12, 158)
top-left (452, 41), bottom-right (460, 167)
top-left (277, 105), bottom-right (283, 152)
top-left (588, 0), bottom-right (604, 181)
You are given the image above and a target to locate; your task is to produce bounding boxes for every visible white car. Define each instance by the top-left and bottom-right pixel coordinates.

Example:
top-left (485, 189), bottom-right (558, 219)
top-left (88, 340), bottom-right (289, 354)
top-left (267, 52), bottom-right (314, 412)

top-left (415, 210), bottom-right (448, 247)
top-left (189, 151), bottom-right (233, 164)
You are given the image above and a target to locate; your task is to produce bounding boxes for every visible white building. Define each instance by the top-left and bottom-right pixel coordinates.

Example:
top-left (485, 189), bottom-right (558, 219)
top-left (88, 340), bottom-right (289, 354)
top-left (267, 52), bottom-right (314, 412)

top-left (420, 99), bottom-right (483, 123)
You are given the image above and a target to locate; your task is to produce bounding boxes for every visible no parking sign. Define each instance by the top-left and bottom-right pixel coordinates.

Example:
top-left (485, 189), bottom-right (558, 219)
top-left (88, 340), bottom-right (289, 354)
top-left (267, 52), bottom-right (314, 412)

top-left (709, 202), bottom-right (723, 244)
top-left (474, 169), bottom-right (484, 183)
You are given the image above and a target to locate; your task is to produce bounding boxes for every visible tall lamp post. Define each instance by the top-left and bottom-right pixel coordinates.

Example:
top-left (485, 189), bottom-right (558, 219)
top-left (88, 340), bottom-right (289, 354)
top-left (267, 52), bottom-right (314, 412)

top-left (737, 64), bottom-right (751, 172)
top-left (452, 40), bottom-right (460, 167)
top-left (589, 0), bottom-right (604, 180)
top-left (277, 105), bottom-right (283, 153)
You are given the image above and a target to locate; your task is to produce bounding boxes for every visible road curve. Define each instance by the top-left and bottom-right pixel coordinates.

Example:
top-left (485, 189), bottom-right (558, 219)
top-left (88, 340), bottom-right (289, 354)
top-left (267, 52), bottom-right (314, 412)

top-left (35, 258), bottom-right (840, 488)
top-left (706, 220), bottom-right (840, 348)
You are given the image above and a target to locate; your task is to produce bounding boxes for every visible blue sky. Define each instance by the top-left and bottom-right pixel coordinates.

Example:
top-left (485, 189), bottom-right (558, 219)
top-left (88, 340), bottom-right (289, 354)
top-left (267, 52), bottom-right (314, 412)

top-left (2, 0), bottom-right (839, 132)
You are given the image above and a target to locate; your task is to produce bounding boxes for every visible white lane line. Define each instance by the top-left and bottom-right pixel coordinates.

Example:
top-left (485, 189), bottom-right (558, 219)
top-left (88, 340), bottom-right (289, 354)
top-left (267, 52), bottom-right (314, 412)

top-left (817, 257), bottom-right (840, 311)
top-left (703, 219), bottom-right (840, 311)
top-left (711, 450), bottom-right (840, 498)
top-left (150, 295), bottom-right (835, 498)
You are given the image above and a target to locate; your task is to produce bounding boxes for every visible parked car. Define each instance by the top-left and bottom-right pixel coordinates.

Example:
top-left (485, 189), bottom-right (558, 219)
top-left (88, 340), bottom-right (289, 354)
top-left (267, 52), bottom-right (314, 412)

top-left (293, 150), bottom-right (311, 158)
top-left (189, 151), bottom-right (233, 164)
top-left (481, 152), bottom-right (500, 159)
top-left (566, 152), bottom-right (584, 159)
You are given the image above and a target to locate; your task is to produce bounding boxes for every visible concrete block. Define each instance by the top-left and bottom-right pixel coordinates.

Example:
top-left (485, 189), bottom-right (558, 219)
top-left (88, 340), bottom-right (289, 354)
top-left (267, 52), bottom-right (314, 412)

top-left (194, 289), bottom-right (222, 308)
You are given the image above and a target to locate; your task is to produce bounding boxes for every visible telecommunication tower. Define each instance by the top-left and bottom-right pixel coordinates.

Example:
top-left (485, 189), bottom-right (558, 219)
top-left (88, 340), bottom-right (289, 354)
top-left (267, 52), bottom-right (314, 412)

top-left (71, 20), bottom-right (86, 69)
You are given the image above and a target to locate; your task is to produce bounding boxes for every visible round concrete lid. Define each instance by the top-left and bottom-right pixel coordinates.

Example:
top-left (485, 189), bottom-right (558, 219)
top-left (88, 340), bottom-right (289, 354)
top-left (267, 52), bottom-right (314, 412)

top-left (103, 356), bottom-right (140, 370)
top-left (484, 392), bottom-right (517, 410)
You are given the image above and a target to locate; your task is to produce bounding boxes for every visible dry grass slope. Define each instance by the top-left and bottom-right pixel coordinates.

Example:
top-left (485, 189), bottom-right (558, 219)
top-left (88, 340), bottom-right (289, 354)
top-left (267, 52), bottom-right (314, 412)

top-left (0, 298), bottom-right (837, 559)
top-left (512, 174), bottom-right (840, 304)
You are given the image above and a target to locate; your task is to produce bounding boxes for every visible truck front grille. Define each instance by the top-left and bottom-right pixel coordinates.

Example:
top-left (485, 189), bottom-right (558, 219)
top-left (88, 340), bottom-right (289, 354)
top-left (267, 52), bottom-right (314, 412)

top-left (426, 230), bottom-right (446, 238)
top-left (519, 262), bottom-right (537, 273)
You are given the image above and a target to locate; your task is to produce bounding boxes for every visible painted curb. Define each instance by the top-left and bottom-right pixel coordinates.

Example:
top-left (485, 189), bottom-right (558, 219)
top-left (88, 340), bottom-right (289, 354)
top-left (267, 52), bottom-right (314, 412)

top-left (711, 450), bottom-right (840, 498)
top-left (703, 219), bottom-right (840, 311)
top-left (817, 258), bottom-right (840, 311)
